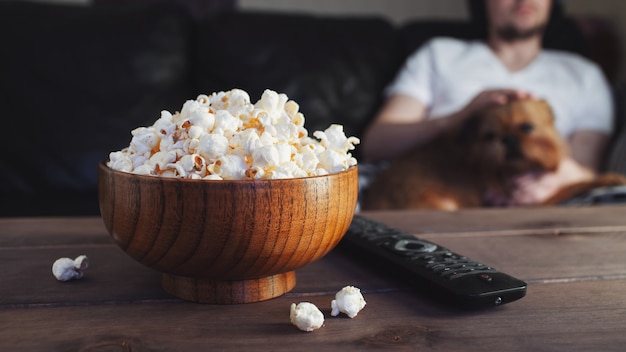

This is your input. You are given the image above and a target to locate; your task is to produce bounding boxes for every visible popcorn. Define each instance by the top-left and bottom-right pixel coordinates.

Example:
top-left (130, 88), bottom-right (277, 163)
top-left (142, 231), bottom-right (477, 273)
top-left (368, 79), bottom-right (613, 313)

top-left (130, 127), bottom-right (160, 155)
top-left (314, 124), bottom-right (360, 153)
top-left (108, 151), bottom-right (133, 172)
top-left (198, 133), bottom-right (230, 161)
top-left (208, 154), bottom-right (248, 180)
top-left (52, 255), bottom-right (89, 282)
top-left (330, 285), bottom-right (366, 318)
top-left (290, 302), bottom-right (325, 332)
top-left (107, 89), bottom-right (359, 180)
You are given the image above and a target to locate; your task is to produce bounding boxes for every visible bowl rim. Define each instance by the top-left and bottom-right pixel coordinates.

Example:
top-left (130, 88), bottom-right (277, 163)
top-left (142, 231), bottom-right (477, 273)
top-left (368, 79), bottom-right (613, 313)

top-left (98, 159), bottom-right (358, 184)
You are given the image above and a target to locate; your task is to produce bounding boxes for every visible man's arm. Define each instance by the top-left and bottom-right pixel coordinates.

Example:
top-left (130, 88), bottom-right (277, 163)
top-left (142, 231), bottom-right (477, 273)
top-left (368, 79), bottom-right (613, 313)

top-left (360, 95), bottom-right (441, 162)
top-left (360, 90), bottom-right (535, 162)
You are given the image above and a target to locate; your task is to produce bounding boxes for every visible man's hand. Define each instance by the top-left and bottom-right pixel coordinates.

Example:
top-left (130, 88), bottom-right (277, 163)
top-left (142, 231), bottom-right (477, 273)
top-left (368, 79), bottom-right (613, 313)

top-left (461, 89), bottom-right (535, 118)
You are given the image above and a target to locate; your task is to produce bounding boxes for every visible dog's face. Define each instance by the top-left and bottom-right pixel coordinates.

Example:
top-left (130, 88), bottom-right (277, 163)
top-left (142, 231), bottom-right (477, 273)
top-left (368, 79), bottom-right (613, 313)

top-left (458, 99), bottom-right (565, 175)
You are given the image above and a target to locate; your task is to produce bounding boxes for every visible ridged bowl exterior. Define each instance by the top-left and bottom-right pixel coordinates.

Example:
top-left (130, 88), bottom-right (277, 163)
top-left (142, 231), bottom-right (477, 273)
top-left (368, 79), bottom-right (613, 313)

top-left (98, 161), bottom-right (358, 281)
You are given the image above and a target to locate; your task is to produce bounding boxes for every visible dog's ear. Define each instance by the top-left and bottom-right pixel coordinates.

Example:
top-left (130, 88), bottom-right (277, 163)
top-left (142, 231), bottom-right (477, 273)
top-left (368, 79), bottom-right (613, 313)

top-left (455, 114), bottom-right (481, 144)
top-left (536, 99), bottom-right (555, 122)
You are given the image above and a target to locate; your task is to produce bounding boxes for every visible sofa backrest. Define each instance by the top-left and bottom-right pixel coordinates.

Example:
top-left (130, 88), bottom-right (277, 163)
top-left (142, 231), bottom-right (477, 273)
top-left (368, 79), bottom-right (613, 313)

top-left (193, 11), bottom-right (403, 145)
top-left (0, 1), bottom-right (194, 216)
top-left (0, 1), bottom-right (619, 216)
top-left (0, 2), bottom-right (403, 216)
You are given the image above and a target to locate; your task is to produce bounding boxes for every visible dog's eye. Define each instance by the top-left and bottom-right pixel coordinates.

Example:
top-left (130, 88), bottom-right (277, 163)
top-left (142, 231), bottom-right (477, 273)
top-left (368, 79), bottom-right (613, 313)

top-left (519, 123), bottom-right (534, 134)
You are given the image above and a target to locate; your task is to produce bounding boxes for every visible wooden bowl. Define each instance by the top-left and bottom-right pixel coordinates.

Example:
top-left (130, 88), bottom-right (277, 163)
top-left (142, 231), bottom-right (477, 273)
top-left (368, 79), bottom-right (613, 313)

top-left (97, 161), bottom-right (358, 304)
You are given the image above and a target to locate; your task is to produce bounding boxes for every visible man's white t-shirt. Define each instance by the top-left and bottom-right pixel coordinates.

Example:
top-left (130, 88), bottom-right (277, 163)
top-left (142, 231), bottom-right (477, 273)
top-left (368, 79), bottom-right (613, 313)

top-left (386, 37), bottom-right (614, 138)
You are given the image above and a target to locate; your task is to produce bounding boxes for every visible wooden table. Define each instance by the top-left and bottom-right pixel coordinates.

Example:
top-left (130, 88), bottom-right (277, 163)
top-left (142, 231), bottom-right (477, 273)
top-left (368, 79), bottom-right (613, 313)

top-left (2, 205), bottom-right (626, 351)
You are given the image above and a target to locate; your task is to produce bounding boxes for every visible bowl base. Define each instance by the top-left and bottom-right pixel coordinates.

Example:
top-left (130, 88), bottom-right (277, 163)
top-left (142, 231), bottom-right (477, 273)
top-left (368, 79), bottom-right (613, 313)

top-left (161, 271), bottom-right (297, 304)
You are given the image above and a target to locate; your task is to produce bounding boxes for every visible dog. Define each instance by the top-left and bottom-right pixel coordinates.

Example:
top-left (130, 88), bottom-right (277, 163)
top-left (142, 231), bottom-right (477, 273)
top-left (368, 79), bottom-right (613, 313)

top-left (362, 99), bottom-right (626, 210)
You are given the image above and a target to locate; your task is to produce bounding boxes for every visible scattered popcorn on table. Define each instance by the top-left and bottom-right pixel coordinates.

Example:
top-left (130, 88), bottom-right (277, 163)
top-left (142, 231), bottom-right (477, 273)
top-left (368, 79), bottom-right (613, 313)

top-left (52, 255), bottom-right (89, 282)
top-left (331, 285), bottom-right (366, 318)
top-left (290, 302), bottom-right (325, 332)
top-left (107, 89), bottom-right (360, 180)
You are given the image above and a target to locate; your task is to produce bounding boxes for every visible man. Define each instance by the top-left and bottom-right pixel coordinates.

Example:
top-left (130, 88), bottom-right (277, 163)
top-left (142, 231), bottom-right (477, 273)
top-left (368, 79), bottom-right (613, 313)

top-left (361, 0), bottom-right (613, 205)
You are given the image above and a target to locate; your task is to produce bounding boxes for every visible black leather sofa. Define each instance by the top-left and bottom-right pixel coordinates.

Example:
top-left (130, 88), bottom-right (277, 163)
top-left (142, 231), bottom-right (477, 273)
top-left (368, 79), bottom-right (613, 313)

top-left (1, 1), bottom-right (623, 216)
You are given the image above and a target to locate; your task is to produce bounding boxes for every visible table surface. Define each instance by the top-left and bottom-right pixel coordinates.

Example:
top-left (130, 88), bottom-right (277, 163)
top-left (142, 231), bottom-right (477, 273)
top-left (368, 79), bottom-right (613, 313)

top-left (2, 205), bottom-right (626, 351)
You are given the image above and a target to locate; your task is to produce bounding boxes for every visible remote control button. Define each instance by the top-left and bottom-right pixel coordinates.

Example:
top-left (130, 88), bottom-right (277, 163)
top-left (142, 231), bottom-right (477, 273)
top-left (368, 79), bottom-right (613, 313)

top-left (446, 269), bottom-right (498, 280)
top-left (440, 267), bottom-right (471, 277)
top-left (392, 239), bottom-right (438, 254)
top-left (479, 273), bottom-right (493, 282)
top-left (429, 264), bottom-right (447, 272)
top-left (461, 262), bottom-right (482, 268)
top-left (440, 270), bottom-right (456, 278)
top-left (410, 250), bottom-right (451, 261)
top-left (448, 263), bottom-right (467, 270)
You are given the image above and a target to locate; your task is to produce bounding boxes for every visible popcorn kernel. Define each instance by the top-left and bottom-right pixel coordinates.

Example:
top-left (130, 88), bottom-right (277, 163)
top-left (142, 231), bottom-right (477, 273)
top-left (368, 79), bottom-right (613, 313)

top-left (107, 89), bottom-right (360, 179)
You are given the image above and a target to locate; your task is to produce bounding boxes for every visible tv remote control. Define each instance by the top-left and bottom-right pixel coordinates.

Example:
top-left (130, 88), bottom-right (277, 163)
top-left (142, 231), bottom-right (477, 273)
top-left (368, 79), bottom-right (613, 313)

top-left (340, 215), bottom-right (527, 307)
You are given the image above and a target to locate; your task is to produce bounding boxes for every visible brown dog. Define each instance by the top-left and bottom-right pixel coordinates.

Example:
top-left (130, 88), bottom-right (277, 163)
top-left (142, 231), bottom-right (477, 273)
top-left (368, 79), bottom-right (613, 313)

top-left (362, 99), bottom-right (625, 210)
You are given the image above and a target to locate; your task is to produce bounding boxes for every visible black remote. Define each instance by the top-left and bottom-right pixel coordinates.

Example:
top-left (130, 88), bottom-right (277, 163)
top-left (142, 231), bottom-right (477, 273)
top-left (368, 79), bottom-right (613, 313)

top-left (340, 215), bottom-right (527, 308)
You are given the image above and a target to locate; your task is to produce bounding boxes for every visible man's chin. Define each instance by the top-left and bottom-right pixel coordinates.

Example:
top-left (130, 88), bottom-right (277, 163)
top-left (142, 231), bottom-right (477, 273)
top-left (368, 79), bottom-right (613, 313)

top-left (496, 24), bottom-right (546, 42)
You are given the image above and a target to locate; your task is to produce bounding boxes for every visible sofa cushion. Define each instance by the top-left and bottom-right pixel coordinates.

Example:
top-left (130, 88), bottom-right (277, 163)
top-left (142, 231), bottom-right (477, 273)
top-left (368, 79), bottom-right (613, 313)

top-left (0, 1), bottom-right (194, 216)
top-left (194, 11), bottom-right (403, 154)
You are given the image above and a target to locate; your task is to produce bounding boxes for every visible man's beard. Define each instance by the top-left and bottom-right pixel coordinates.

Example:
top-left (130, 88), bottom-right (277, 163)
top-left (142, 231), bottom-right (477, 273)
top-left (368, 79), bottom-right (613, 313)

top-left (496, 23), bottom-right (547, 42)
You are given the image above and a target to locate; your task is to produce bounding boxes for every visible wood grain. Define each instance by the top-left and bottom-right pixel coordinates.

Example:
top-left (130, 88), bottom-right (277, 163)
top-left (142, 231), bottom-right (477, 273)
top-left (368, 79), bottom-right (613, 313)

top-left (97, 162), bottom-right (359, 303)
top-left (2, 283), bottom-right (626, 352)
top-left (361, 204), bottom-right (626, 236)
top-left (3, 207), bottom-right (626, 350)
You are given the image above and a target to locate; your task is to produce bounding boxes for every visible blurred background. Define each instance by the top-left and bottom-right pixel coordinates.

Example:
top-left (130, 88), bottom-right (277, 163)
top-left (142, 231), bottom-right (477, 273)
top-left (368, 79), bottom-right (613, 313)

top-left (31, 0), bottom-right (625, 82)
top-left (2, 0), bottom-right (625, 216)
